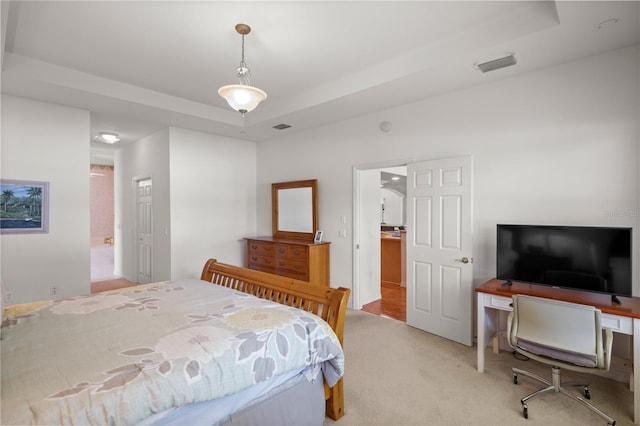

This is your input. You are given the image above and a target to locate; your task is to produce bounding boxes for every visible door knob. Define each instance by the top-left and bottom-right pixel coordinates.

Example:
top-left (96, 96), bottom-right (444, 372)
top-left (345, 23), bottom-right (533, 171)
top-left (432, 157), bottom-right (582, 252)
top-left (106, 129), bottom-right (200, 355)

top-left (455, 257), bottom-right (471, 264)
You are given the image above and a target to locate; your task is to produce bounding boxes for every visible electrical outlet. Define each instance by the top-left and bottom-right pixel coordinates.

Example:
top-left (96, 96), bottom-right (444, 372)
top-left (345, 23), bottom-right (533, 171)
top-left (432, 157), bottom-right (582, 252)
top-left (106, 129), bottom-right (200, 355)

top-left (50, 285), bottom-right (57, 296)
top-left (6, 291), bottom-right (13, 302)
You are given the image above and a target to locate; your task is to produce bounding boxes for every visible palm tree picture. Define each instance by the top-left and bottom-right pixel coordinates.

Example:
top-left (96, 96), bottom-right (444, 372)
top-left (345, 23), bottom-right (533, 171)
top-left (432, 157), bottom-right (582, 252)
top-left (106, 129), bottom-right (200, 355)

top-left (0, 179), bottom-right (49, 234)
top-left (27, 186), bottom-right (42, 217)
top-left (2, 189), bottom-right (14, 212)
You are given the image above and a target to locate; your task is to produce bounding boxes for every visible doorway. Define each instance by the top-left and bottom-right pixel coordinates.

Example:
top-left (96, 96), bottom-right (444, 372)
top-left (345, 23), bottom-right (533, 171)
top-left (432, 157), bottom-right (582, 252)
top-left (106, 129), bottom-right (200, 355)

top-left (355, 164), bottom-right (407, 322)
top-left (89, 160), bottom-right (137, 294)
top-left (90, 164), bottom-right (116, 282)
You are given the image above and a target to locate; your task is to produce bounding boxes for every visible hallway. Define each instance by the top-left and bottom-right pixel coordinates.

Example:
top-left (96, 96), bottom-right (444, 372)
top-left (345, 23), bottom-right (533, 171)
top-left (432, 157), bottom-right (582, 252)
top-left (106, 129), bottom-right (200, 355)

top-left (90, 243), bottom-right (135, 293)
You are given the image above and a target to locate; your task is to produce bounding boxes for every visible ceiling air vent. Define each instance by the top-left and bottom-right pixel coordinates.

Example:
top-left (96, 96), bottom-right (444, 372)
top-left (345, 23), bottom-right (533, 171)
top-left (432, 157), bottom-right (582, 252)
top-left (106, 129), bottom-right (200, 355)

top-left (475, 54), bottom-right (517, 73)
top-left (272, 123), bottom-right (292, 130)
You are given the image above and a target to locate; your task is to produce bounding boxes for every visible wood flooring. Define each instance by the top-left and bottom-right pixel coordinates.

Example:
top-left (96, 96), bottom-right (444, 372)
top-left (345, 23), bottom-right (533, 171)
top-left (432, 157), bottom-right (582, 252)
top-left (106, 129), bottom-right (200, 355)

top-left (361, 282), bottom-right (406, 322)
top-left (90, 278), bottom-right (137, 293)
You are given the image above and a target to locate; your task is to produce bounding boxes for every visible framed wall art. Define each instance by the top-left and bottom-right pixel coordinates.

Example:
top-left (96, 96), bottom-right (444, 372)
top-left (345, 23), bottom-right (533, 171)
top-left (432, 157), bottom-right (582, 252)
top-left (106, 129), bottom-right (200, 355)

top-left (1, 179), bottom-right (49, 234)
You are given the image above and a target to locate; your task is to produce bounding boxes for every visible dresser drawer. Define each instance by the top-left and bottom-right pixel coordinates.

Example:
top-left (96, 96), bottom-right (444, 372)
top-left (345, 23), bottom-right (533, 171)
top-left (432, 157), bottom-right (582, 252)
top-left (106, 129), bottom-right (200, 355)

top-left (248, 241), bottom-right (275, 256)
top-left (274, 244), bottom-right (308, 260)
top-left (275, 257), bottom-right (308, 276)
top-left (249, 259), bottom-right (307, 280)
top-left (248, 254), bottom-right (276, 268)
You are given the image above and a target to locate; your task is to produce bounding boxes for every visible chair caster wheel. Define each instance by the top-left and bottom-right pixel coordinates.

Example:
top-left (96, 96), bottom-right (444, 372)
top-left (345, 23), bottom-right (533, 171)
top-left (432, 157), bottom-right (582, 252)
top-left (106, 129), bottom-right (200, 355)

top-left (583, 387), bottom-right (591, 400)
top-left (522, 405), bottom-right (528, 419)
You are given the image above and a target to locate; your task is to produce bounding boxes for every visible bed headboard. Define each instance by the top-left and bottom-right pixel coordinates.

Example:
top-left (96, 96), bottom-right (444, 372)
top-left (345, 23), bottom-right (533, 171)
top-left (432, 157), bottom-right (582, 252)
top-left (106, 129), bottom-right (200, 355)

top-left (200, 258), bottom-right (350, 345)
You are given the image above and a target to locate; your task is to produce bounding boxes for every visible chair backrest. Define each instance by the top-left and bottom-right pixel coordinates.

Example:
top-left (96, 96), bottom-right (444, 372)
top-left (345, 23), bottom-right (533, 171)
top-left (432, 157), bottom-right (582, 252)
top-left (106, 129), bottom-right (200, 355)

top-left (508, 294), bottom-right (610, 370)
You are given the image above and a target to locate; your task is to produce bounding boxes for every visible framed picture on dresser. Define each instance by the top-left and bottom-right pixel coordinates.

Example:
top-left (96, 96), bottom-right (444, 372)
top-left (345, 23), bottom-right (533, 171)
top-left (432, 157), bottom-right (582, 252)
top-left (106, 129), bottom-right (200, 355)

top-left (314, 230), bottom-right (323, 243)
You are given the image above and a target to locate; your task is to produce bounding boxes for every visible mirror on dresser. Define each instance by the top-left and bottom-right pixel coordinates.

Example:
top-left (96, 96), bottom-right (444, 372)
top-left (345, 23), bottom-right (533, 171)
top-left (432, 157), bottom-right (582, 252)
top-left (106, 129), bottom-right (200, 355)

top-left (244, 179), bottom-right (329, 286)
top-left (271, 179), bottom-right (318, 240)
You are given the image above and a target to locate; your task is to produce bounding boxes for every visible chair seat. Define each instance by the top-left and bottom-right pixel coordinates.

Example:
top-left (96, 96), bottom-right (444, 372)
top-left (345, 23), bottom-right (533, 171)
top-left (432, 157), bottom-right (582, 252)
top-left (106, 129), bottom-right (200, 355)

top-left (517, 338), bottom-right (597, 368)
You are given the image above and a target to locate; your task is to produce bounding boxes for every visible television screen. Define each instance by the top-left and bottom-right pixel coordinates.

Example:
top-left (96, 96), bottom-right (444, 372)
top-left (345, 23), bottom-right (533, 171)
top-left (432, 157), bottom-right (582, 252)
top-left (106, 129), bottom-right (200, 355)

top-left (496, 225), bottom-right (632, 297)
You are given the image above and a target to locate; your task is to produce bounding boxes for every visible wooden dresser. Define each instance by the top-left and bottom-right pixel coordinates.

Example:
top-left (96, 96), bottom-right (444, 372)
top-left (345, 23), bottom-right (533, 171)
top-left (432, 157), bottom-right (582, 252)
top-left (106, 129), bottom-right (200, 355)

top-left (244, 236), bottom-right (330, 287)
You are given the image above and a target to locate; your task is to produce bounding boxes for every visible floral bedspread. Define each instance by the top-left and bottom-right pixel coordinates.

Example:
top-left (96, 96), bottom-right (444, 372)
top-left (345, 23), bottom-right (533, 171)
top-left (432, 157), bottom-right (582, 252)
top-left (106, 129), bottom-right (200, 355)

top-left (0, 279), bottom-right (344, 425)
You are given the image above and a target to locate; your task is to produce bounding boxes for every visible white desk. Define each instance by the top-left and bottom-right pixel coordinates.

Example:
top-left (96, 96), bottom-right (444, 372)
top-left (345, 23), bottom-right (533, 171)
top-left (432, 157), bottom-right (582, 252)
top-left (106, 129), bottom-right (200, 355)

top-left (476, 279), bottom-right (640, 424)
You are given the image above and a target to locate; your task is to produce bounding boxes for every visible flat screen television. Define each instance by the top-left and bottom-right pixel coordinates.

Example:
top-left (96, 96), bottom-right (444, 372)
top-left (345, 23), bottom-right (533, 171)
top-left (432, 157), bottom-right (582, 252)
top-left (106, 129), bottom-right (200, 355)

top-left (496, 224), bottom-right (632, 299)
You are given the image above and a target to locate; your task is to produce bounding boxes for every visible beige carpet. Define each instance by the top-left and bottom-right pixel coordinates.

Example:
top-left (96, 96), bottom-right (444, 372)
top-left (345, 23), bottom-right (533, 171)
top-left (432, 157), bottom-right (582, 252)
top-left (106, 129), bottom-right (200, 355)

top-left (326, 309), bottom-right (633, 426)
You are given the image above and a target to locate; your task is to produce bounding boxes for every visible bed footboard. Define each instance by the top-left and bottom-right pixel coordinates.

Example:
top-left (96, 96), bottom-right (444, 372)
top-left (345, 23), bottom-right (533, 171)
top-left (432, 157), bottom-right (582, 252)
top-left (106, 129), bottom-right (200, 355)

top-left (200, 258), bottom-right (349, 420)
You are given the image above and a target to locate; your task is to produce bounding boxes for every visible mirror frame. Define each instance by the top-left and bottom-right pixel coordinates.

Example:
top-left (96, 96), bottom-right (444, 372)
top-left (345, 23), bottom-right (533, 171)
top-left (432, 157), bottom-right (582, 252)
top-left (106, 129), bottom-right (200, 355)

top-left (272, 179), bottom-right (318, 240)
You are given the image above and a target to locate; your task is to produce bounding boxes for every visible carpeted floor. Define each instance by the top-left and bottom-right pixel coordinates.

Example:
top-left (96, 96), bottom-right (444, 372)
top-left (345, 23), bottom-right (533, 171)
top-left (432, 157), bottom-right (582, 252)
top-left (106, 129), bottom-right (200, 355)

top-left (326, 309), bottom-right (633, 426)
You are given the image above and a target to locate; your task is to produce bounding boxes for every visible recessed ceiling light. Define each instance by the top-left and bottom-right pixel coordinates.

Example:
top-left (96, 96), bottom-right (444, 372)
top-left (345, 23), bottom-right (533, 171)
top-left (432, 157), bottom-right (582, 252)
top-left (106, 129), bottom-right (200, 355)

top-left (95, 132), bottom-right (120, 144)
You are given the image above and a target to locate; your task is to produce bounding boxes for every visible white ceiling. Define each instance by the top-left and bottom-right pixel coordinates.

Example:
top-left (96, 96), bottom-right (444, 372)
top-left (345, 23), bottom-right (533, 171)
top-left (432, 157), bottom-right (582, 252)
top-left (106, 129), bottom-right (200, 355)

top-left (1, 1), bottom-right (638, 162)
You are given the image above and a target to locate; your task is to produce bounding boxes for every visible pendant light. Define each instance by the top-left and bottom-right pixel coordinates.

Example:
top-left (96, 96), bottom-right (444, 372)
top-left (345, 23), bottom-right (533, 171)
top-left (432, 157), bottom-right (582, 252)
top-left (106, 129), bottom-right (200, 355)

top-left (218, 24), bottom-right (267, 117)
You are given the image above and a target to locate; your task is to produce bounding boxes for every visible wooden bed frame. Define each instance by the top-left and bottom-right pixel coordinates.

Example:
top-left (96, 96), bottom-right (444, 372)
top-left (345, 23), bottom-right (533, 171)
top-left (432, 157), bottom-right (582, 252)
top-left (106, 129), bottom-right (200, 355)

top-left (200, 258), bottom-right (350, 420)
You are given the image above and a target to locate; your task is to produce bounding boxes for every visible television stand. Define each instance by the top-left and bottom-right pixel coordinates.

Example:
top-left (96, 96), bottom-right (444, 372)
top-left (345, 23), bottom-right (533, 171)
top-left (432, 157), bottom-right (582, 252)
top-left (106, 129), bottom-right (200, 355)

top-left (612, 294), bottom-right (622, 305)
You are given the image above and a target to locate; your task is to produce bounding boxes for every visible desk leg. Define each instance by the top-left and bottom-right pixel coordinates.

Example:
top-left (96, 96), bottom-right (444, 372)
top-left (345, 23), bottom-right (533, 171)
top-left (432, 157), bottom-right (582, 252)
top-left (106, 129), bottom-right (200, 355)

top-left (477, 292), bottom-right (486, 373)
top-left (634, 318), bottom-right (640, 424)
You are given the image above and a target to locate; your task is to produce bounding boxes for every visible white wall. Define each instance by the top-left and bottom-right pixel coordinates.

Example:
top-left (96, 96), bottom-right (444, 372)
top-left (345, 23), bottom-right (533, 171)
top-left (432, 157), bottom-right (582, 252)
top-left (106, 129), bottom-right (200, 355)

top-left (2, 45), bottom-right (636, 306)
top-left (117, 127), bottom-right (257, 282)
top-left (257, 45), bottom-right (640, 298)
top-left (1, 95), bottom-right (90, 303)
top-left (168, 127), bottom-right (257, 279)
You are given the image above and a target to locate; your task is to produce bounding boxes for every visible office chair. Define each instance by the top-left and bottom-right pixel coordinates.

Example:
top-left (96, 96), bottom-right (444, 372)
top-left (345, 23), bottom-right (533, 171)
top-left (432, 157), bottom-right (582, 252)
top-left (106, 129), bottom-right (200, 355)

top-left (507, 294), bottom-right (616, 425)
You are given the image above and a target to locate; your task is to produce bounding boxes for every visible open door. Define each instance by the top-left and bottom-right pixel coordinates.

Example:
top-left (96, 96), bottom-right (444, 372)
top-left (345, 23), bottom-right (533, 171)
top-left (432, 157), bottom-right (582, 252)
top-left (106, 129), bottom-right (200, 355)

top-left (406, 156), bottom-right (473, 346)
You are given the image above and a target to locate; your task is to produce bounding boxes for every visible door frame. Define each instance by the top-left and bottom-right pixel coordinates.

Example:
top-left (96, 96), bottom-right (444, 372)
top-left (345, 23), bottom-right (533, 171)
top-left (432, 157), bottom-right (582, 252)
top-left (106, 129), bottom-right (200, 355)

top-left (352, 158), bottom-right (411, 309)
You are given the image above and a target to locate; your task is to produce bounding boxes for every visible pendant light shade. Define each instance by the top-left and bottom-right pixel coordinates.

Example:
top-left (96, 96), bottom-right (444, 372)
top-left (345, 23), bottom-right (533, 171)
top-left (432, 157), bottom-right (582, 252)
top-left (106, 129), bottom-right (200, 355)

top-left (218, 24), bottom-right (267, 116)
top-left (218, 84), bottom-right (267, 114)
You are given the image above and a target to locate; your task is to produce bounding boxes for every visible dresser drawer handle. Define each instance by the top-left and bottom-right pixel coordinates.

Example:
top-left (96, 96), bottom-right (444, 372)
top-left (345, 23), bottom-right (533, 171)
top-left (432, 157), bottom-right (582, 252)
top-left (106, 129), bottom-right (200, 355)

top-left (250, 244), bottom-right (258, 250)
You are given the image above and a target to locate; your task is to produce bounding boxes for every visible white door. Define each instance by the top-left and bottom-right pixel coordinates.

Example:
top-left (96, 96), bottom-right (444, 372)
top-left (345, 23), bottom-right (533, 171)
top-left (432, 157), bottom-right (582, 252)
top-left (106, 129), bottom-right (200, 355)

top-left (354, 168), bottom-right (382, 308)
top-left (406, 156), bottom-right (473, 346)
top-left (136, 178), bottom-right (153, 284)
